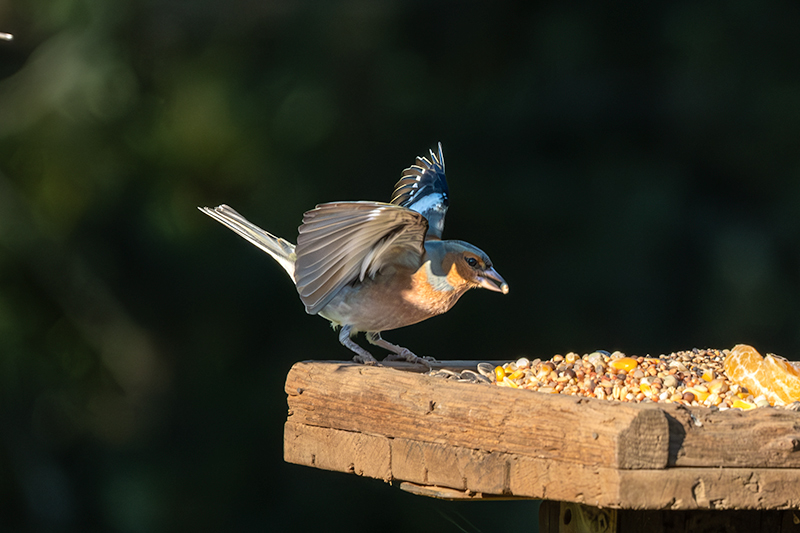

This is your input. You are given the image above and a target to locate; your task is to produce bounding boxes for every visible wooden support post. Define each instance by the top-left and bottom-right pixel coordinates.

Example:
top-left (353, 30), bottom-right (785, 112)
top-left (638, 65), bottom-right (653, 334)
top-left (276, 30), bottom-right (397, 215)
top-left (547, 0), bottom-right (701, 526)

top-left (538, 502), bottom-right (800, 533)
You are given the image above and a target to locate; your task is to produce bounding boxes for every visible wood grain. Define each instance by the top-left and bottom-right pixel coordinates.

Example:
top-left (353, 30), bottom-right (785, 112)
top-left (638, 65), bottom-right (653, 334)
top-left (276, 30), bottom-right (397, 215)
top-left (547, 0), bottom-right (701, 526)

top-left (286, 361), bottom-right (800, 469)
top-left (285, 421), bottom-right (800, 510)
top-left (284, 421), bottom-right (391, 481)
top-left (284, 360), bottom-right (800, 509)
top-left (660, 404), bottom-right (800, 467)
top-left (286, 361), bottom-right (670, 470)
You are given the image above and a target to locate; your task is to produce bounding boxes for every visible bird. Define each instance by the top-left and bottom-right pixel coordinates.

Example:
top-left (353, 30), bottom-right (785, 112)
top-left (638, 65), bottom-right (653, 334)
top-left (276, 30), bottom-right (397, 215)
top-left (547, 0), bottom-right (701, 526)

top-left (199, 143), bottom-right (508, 365)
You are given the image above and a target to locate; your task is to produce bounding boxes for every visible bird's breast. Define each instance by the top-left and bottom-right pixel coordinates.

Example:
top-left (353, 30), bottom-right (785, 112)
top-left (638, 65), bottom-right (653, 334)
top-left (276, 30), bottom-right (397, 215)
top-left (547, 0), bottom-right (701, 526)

top-left (401, 261), bottom-right (465, 315)
top-left (317, 261), bottom-right (469, 332)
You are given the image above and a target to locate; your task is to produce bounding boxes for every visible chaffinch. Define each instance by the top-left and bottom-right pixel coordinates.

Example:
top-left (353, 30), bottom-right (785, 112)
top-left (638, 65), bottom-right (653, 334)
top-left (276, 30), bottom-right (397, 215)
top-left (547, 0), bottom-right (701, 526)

top-left (199, 143), bottom-right (508, 365)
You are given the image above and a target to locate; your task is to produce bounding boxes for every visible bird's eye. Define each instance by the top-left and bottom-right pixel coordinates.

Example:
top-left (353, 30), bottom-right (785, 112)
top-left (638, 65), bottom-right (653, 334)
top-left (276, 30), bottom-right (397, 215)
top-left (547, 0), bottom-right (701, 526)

top-left (466, 257), bottom-right (479, 268)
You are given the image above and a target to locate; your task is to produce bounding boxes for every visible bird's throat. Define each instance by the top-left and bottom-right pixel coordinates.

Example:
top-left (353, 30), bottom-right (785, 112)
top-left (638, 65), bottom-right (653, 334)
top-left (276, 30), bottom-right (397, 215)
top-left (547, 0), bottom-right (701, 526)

top-left (422, 260), bottom-right (455, 292)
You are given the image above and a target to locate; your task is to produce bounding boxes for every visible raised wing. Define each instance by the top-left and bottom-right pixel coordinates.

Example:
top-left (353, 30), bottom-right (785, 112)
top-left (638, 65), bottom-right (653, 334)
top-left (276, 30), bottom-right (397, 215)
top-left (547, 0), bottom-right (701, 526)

top-left (390, 142), bottom-right (449, 239)
top-left (294, 202), bottom-right (428, 315)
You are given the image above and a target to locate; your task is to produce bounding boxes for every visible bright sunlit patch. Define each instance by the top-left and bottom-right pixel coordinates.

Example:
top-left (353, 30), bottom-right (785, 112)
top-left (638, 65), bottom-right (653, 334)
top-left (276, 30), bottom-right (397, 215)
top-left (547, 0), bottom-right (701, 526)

top-left (366, 207), bottom-right (384, 221)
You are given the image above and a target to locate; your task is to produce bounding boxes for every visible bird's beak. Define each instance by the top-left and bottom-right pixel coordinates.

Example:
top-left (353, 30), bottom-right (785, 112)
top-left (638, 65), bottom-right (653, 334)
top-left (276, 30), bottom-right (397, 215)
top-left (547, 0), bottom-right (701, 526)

top-left (478, 267), bottom-right (509, 294)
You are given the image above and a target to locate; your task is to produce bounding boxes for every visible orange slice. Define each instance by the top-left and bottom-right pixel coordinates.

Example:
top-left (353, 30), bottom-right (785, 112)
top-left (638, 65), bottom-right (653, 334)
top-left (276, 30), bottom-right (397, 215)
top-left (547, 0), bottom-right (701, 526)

top-left (762, 353), bottom-right (800, 405)
top-left (724, 344), bottom-right (800, 406)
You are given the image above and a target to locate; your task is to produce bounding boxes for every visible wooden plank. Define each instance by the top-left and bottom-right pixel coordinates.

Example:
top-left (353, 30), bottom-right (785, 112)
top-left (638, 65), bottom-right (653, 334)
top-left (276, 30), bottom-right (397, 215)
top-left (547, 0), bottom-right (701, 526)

top-left (285, 361), bottom-right (670, 470)
top-left (284, 421), bottom-right (800, 510)
top-left (659, 404), bottom-right (800, 468)
top-left (397, 482), bottom-right (529, 501)
top-left (614, 468), bottom-right (800, 511)
top-left (283, 421), bottom-right (391, 481)
top-left (285, 361), bottom-right (800, 469)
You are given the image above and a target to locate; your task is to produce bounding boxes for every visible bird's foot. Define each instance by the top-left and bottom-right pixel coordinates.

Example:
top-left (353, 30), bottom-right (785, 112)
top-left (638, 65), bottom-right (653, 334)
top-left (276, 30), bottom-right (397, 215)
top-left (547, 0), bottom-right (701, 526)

top-left (383, 349), bottom-right (434, 368)
top-left (364, 332), bottom-right (435, 367)
top-left (339, 325), bottom-right (379, 365)
top-left (352, 354), bottom-right (378, 365)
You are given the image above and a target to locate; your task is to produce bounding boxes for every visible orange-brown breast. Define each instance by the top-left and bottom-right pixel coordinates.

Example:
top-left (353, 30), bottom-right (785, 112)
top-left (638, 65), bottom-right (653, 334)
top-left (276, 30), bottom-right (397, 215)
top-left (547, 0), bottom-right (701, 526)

top-left (318, 261), bottom-right (471, 332)
top-left (403, 261), bottom-right (470, 315)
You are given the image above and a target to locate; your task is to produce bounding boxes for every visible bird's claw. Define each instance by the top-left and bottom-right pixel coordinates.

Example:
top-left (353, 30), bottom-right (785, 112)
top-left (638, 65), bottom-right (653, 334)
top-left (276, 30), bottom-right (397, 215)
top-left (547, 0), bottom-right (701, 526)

top-left (383, 349), bottom-right (433, 368)
top-left (352, 354), bottom-right (378, 365)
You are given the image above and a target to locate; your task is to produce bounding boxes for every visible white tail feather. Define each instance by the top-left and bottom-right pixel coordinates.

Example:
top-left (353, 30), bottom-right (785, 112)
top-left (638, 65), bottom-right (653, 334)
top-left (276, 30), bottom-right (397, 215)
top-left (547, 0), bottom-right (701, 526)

top-left (199, 205), bottom-right (296, 279)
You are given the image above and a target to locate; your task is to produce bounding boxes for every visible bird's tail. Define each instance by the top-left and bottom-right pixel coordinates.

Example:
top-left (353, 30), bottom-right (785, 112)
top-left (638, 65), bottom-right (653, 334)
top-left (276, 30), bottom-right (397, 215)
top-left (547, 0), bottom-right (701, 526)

top-left (199, 204), bottom-right (296, 279)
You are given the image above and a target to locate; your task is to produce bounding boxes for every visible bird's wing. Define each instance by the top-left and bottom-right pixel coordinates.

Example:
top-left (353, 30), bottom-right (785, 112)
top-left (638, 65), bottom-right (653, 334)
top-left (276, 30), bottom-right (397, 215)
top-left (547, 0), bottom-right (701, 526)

top-left (295, 201), bottom-right (428, 315)
top-left (390, 142), bottom-right (449, 240)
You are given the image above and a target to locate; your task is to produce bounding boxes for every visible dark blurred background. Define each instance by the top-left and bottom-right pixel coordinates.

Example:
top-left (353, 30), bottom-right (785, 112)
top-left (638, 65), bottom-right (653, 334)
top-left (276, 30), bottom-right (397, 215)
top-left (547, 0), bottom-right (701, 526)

top-left (2, 0), bottom-right (800, 531)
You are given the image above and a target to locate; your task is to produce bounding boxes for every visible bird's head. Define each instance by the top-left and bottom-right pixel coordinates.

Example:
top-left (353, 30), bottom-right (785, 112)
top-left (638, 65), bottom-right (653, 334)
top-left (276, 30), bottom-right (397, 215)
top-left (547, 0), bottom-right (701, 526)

top-left (432, 240), bottom-right (509, 295)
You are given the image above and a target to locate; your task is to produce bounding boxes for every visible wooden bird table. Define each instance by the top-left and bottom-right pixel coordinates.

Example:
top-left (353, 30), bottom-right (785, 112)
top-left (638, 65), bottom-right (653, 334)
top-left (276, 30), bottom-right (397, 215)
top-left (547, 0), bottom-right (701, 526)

top-left (284, 361), bottom-right (800, 533)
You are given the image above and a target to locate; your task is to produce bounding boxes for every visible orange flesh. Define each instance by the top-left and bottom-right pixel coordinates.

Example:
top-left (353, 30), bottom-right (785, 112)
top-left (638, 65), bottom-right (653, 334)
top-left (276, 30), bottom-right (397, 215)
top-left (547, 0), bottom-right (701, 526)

top-left (724, 344), bottom-right (800, 406)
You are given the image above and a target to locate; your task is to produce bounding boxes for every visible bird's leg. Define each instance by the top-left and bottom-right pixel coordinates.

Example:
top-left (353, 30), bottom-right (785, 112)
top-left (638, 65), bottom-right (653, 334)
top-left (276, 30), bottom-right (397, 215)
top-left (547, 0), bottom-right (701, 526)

top-left (365, 332), bottom-right (435, 367)
top-left (338, 325), bottom-right (378, 365)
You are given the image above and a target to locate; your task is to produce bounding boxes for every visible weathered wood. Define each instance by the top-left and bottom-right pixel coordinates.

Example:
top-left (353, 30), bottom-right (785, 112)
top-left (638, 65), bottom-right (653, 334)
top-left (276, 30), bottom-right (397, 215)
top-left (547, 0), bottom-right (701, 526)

top-left (285, 421), bottom-right (800, 510)
top-left (614, 468), bottom-right (800, 510)
top-left (286, 361), bottom-right (670, 470)
top-left (284, 361), bottom-right (800, 510)
top-left (661, 405), bottom-right (800, 468)
top-left (397, 482), bottom-right (528, 501)
top-left (283, 421), bottom-right (391, 481)
top-left (285, 361), bottom-right (800, 469)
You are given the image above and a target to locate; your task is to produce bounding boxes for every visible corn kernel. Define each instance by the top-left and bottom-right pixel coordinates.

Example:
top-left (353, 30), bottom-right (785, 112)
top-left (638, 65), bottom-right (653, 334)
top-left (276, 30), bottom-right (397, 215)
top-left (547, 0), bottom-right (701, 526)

top-left (494, 366), bottom-right (506, 381)
top-left (707, 379), bottom-right (728, 394)
top-left (702, 369), bottom-right (715, 382)
top-left (706, 393), bottom-right (722, 406)
top-left (685, 388), bottom-right (709, 403)
top-left (610, 357), bottom-right (639, 372)
top-left (732, 399), bottom-right (756, 410)
top-left (502, 376), bottom-right (518, 388)
top-left (508, 369), bottom-right (525, 380)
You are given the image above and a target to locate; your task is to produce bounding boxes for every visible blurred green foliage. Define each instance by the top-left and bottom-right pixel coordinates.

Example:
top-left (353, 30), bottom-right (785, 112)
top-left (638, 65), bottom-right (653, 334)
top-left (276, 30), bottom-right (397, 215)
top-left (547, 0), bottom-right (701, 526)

top-left (2, 0), bottom-right (800, 531)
